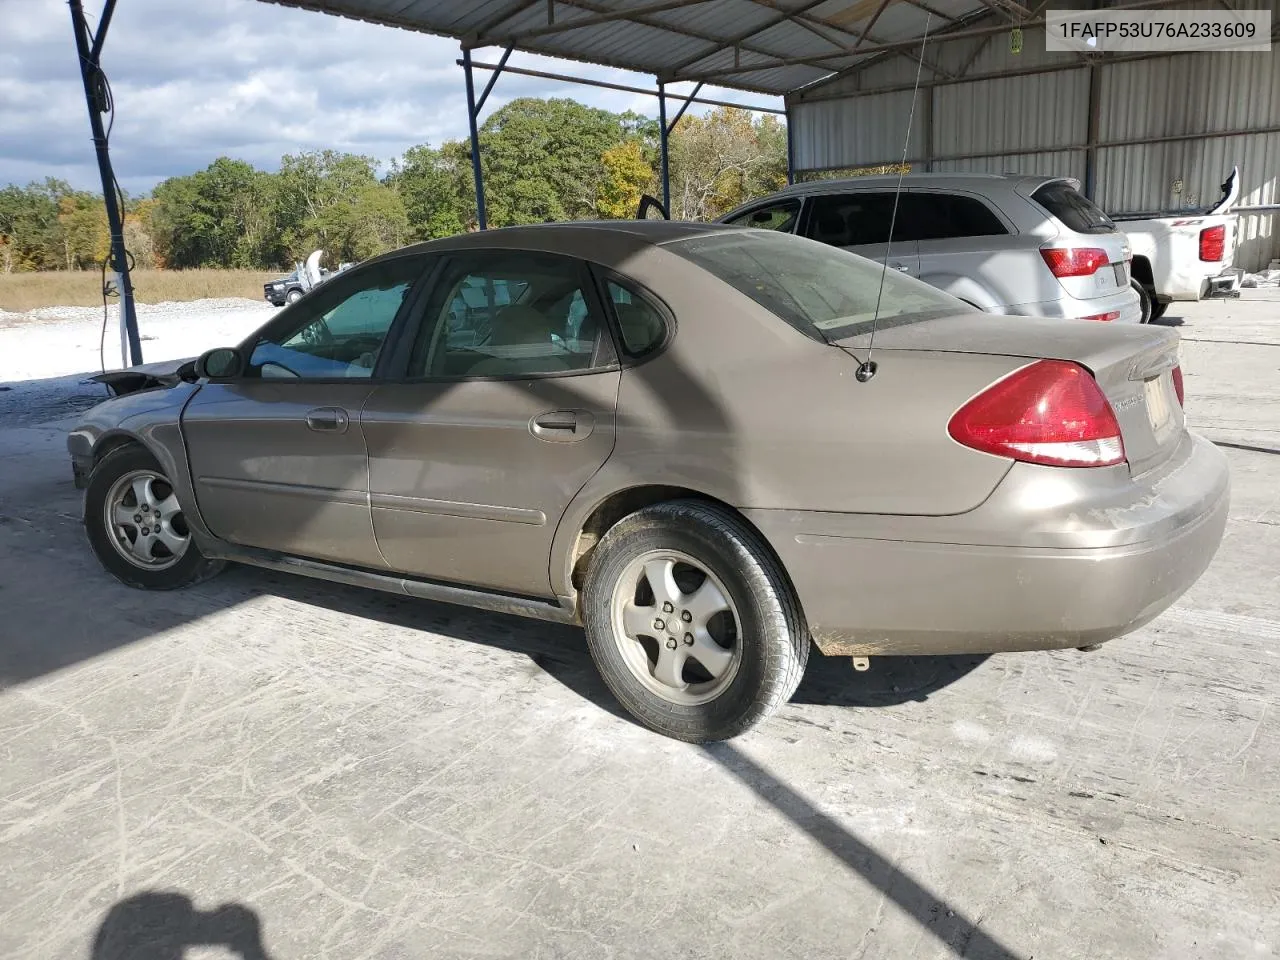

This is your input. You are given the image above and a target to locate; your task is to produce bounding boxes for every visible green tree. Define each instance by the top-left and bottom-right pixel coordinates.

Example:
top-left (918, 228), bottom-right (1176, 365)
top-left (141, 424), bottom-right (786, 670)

top-left (667, 108), bottom-right (788, 221)
top-left (149, 158), bottom-right (274, 268)
top-left (390, 142), bottom-right (474, 241)
top-left (597, 140), bottom-right (656, 219)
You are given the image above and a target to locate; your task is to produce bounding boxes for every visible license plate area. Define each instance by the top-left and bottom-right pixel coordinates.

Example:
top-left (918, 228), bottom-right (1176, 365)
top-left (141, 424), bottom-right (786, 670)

top-left (1144, 372), bottom-right (1178, 440)
top-left (1113, 263), bottom-right (1126, 285)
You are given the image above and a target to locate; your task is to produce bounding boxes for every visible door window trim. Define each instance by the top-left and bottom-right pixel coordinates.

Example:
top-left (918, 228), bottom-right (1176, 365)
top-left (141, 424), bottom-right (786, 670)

top-left (225, 252), bottom-right (439, 384)
top-left (384, 250), bottom-right (621, 384)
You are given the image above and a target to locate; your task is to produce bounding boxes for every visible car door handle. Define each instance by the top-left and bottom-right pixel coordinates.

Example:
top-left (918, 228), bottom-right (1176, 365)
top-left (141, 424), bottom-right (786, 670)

top-left (888, 262), bottom-right (911, 272)
top-left (530, 410), bottom-right (594, 442)
top-left (305, 407), bottom-right (349, 434)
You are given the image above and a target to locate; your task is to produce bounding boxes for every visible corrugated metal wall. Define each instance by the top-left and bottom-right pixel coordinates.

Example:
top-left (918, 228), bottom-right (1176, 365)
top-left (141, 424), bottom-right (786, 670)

top-left (789, 12), bottom-right (1280, 270)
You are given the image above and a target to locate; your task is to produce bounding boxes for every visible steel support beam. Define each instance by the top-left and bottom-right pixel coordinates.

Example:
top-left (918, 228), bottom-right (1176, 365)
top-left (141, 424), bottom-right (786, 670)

top-left (461, 47), bottom-right (487, 230)
top-left (1083, 62), bottom-right (1101, 199)
top-left (665, 81), bottom-right (703, 133)
top-left (658, 82), bottom-right (671, 214)
top-left (475, 45), bottom-right (513, 114)
top-left (785, 104), bottom-right (796, 184)
top-left (69, 0), bottom-right (141, 367)
top-left (456, 60), bottom-right (784, 114)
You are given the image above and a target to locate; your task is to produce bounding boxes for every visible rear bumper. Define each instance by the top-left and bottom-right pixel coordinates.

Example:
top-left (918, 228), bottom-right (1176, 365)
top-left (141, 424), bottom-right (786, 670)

top-left (745, 433), bottom-right (1230, 656)
top-left (1011, 285), bottom-right (1143, 324)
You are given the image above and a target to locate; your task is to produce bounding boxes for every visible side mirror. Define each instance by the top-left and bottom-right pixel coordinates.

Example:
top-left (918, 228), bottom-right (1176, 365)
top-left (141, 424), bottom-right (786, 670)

top-left (195, 347), bottom-right (245, 380)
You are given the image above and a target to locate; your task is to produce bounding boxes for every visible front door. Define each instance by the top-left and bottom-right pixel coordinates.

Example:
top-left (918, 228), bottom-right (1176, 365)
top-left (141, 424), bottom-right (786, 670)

top-left (183, 253), bottom-right (431, 568)
top-left (362, 251), bottom-right (620, 597)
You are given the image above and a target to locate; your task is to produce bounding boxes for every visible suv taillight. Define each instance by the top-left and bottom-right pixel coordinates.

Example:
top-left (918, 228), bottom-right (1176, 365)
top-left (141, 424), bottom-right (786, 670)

top-left (1172, 365), bottom-right (1185, 406)
top-left (948, 360), bottom-right (1126, 467)
top-left (1040, 247), bottom-right (1110, 278)
top-left (1199, 225), bottom-right (1225, 262)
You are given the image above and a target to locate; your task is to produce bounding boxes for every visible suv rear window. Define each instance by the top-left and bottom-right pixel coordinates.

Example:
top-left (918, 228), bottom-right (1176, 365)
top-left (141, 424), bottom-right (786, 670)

top-left (1032, 182), bottom-right (1115, 234)
top-left (666, 229), bottom-right (965, 343)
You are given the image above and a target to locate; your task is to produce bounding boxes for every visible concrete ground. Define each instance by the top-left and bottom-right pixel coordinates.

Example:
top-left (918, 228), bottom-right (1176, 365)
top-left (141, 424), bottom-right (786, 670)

top-left (1, 294), bottom-right (1277, 960)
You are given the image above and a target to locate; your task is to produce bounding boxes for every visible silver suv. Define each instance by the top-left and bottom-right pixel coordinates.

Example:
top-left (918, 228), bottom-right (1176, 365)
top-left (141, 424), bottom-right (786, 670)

top-left (719, 174), bottom-right (1142, 324)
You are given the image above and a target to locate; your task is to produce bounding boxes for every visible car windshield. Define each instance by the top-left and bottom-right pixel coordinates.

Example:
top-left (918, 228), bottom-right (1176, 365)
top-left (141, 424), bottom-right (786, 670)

top-left (666, 229), bottom-right (966, 342)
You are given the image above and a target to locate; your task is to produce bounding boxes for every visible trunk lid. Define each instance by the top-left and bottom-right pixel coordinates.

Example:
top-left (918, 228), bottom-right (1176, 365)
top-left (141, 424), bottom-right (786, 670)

top-left (837, 313), bottom-right (1184, 476)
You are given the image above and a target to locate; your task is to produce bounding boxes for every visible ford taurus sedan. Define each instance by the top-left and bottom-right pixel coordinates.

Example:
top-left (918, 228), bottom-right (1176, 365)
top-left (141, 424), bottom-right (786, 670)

top-left (68, 221), bottom-right (1230, 742)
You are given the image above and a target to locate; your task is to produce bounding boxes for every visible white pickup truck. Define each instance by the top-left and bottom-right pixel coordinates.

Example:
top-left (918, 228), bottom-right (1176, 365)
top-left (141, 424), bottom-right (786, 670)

top-left (1111, 167), bottom-right (1241, 322)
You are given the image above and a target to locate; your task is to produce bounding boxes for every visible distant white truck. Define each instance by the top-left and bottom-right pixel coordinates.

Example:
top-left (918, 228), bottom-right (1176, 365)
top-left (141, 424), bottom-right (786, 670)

top-left (1112, 167), bottom-right (1241, 322)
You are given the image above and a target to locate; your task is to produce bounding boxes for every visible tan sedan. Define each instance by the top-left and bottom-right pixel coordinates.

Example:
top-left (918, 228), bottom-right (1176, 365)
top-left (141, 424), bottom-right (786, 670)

top-left (69, 222), bottom-right (1229, 741)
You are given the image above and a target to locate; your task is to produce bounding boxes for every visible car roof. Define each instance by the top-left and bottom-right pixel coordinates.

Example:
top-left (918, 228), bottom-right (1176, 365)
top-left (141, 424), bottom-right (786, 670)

top-left (371, 220), bottom-right (739, 265)
top-left (757, 172), bottom-right (1071, 199)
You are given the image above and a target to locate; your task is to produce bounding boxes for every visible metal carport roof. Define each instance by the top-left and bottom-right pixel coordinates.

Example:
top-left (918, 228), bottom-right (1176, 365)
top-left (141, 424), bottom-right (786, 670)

top-left (253, 0), bottom-right (1003, 96)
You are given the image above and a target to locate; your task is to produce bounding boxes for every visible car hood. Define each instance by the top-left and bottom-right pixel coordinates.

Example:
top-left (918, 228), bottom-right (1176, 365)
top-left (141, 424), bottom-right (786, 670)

top-left (92, 357), bottom-right (197, 397)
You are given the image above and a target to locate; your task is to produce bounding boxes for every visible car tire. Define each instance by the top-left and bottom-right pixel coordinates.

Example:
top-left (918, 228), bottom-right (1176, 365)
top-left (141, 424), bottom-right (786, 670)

top-left (285, 289), bottom-right (302, 305)
top-left (582, 499), bottom-right (809, 742)
top-left (1131, 279), bottom-right (1153, 323)
top-left (1149, 298), bottom-right (1168, 323)
top-left (84, 444), bottom-right (225, 590)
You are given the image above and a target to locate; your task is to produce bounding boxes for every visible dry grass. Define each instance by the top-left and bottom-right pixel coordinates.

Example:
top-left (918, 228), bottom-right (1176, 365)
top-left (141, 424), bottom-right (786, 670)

top-left (0, 269), bottom-right (280, 313)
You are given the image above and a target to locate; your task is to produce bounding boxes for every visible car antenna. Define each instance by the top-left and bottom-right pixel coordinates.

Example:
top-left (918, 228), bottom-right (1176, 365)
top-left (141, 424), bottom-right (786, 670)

top-left (858, 13), bottom-right (931, 384)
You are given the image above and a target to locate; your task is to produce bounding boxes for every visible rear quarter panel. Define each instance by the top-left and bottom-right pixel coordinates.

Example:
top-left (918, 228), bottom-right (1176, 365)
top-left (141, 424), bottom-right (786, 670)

top-left (550, 245), bottom-right (1029, 594)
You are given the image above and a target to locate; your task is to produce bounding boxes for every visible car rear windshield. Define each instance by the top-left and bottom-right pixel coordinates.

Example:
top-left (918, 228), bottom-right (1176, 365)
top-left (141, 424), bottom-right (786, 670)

top-left (1032, 181), bottom-right (1115, 234)
top-left (664, 229), bottom-right (965, 343)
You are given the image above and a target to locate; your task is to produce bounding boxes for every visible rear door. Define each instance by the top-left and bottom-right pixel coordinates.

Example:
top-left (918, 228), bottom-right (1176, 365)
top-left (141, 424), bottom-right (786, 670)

top-left (362, 250), bottom-right (621, 598)
top-left (907, 190), bottom-right (1029, 308)
top-left (801, 191), bottom-right (920, 276)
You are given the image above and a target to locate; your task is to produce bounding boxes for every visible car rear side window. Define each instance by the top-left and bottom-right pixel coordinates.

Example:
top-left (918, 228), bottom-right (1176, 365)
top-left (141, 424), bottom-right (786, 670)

top-left (409, 253), bottom-right (604, 379)
top-left (1032, 182), bottom-right (1115, 234)
top-left (906, 193), bottom-right (1008, 240)
top-left (606, 281), bottom-right (667, 358)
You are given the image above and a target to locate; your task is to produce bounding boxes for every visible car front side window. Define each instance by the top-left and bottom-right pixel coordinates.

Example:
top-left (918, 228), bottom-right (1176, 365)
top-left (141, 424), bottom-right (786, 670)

top-left (246, 256), bottom-right (427, 380)
top-left (725, 199), bottom-right (802, 233)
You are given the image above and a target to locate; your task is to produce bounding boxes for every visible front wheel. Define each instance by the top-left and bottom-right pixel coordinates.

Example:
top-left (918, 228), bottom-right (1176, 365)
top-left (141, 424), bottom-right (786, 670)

top-left (84, 444), bottom-right (225, 590)
top-left (582, 500), bottom-right (809, 742)
top-left (285, 289), bottom-right (303, 305)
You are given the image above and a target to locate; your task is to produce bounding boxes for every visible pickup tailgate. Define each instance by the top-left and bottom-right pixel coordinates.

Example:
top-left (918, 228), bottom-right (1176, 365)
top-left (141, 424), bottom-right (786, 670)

top-left (837, 312), bottom-right (1184, 476)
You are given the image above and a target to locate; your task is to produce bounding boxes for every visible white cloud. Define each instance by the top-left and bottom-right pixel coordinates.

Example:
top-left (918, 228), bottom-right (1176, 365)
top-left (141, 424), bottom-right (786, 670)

top-left (0, 0), bottom-right (777, 195)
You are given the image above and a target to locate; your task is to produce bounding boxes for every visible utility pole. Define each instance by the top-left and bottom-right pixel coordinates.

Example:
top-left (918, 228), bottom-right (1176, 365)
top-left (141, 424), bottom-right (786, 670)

top-left (69, 0), bottom-right (142, 366)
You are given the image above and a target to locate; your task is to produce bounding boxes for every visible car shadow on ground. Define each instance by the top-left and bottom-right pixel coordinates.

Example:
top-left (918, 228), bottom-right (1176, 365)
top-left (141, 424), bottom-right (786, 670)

top-left (1152, 314), bottom-right (1185, 326)
top-left (228, 564), bottom-right (989, 723)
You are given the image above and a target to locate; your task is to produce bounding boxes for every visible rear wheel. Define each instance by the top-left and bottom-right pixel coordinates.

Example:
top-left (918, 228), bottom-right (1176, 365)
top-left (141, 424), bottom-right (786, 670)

top-left (285, 289), bottom-right (302, 305)
top-left (1131, 279), bottom-right (1153, 323)
top-left (1149, 298), bottom-right (1168, 322)
top-left (84, 445), bottom-right (224, 590)
top-left (582, 500), bottom-right (809, 742)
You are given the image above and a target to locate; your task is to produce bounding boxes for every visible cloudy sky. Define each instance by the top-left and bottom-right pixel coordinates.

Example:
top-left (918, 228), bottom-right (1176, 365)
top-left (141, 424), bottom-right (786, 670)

top-left (0, 0), bottom-right (777, 195)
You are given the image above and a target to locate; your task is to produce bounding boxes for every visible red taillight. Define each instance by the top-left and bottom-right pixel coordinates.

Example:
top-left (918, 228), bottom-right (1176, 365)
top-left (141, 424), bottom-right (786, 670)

top-left (948, 360), bottom-right (1126, 468)
top-left (1172, 365), bottom-right (1185, 406)
top-left (1082, 311), bottom-right (1121, 322)
top-left (1199, 224), bottom-right (1225, 262)
top-left (1040, 247), bottom-right (1110, 278)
